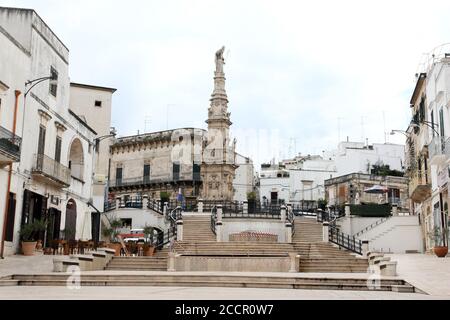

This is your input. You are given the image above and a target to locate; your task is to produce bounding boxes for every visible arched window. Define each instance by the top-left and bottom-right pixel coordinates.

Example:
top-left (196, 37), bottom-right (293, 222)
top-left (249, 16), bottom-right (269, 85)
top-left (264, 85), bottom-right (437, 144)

top-left (69, 138), bottom-right (84, 181)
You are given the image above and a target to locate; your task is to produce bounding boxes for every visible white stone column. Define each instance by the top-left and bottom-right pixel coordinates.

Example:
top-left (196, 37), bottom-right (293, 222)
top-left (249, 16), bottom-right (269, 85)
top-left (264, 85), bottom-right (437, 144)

top-left (115, 197), bottom-right (121, 209)
top-left (217, 204), bottom-right (223, 221)
top-left (198, 199), bottom-right (204, 213)
top-left (142, 195), bottom-right (149, 209)
top-left (289, 253), bottom-right (300, 273)
top-left (362, 240), bottom-right (370, 258)
top-left (322, 222), bottom-right (329, 243)
top-left (287, 203), bottom-right (293, 216)
top-left (157, 200), bottom-right (162, 211)
top-left (163, 202), bottom-right (168, 216)
top-left (176, 220), bottom-right (183, 241)
top-left (280, 205), bottom-right (287, 223)
top-left (345, 203), bottom-right (351, 217)
top-left (167, 252), bottom-right (177, 272)
top-left (285, 222), bottom-right (292, 243)
top-left (243, 201), bottom-right (248, 214)
top-left (391, 204), bottom-right (398, 216)
top-left (216, 221), bottom-right (223, 242)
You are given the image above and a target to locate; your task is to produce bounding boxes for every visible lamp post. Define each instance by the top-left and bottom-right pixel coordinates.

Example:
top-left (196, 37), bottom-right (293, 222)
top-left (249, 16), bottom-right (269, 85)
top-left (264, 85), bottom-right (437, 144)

top-left (1, 74), bottom-right (57, 259)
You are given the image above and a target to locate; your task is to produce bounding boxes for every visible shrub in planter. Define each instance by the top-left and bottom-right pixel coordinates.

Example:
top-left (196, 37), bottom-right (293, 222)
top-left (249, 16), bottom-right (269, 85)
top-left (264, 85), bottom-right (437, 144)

top-left (103, 219), bottom-right (123, 256)
top-left (428, 227), bottom-right (449, 258)
top-left (247, 192), bottom-right (257, 213)
top-left (143, 225), bottom-right (155, 256)
top-left (19, 219), bottom-right (47, 256)
top-left (350, 203), bottom-right (392, 217)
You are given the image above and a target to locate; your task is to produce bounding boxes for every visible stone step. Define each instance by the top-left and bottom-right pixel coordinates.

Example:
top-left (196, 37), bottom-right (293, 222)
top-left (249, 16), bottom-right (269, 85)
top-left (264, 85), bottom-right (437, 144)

top-left (8, 274), bottom-right (413, 292)
top-left (0, 280), bottom-right (19, 286)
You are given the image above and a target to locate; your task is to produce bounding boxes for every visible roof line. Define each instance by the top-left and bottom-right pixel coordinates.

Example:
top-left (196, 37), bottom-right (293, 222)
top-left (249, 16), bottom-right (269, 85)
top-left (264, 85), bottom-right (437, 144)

top-left (70, 82), bottom-right (117, 93)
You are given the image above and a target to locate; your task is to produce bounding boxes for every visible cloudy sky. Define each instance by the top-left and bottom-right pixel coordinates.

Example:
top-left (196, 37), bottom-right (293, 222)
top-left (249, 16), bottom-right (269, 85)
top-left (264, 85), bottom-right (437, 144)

top-left (4, 0), bottom-right (450, 166)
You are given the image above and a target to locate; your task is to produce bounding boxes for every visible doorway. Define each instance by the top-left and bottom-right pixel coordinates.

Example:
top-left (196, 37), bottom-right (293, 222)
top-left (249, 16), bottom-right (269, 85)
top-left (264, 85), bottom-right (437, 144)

top-left (271, 192), bottom-right (278, 204)
top-left (65, 199), bottom-right (77, 240)
top-left (46, 208), bottom-right (61, 247)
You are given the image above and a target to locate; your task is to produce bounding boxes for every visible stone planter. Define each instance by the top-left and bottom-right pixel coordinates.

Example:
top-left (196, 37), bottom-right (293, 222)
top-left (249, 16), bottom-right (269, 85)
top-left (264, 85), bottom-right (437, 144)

top-left (108, 243), bottom-right (122, 256)
top-left (433, 246), bottom-right (448, 258)
top-left (22, 241), bottom-right (37, 256)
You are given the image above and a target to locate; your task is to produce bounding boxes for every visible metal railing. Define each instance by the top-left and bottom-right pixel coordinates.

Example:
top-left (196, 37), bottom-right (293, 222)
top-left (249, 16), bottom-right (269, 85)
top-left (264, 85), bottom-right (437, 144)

top-left (429, 136), bottom-right (450, 160)
top-left (287, 206), bottom-right (295, 236)
top-left (147, 199), bottom-right (164, 215)
top-left (104, 200), bottom-right (116, 212)
top-left (118, 197), bottom-right (143, 209)
top-left (32, 154), bottom-right (71, 186)
top-left (0, 125), bottom-right (21, 161)
top-left (210, 206), bottom-right (217, 235)
top-left (109, 174), bottom-right (202, 188)
top-left (329, 226), bottom-right (362, 255)
top-left (354, 217), bottom-right (390, 238)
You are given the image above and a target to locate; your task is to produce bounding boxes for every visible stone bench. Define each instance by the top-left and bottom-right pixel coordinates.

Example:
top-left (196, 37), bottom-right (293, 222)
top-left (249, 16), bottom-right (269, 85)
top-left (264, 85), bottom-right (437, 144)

top-left (70, 255), bottom-right (95, 271)
top-left (53, 259), bottom-right (81, 273)
top-left (379, 261), bottom-right (397, 276)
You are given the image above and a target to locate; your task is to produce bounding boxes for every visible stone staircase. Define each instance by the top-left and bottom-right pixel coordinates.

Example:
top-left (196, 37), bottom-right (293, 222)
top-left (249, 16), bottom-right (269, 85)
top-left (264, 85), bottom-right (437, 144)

top-left (182, 215), bottom-right (216, 242)
top-left (105, 249), bottom-right (169, 271)
top-left (293, 217), bottom-right (369, 273)
top-left (0, 273), bottom-right (419, 293)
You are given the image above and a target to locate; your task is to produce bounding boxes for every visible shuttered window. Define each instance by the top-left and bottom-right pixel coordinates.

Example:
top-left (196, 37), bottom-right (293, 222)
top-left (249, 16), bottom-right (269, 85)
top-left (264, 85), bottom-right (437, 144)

top-left (55, 136), bottom-right (62, 163)
top-left (37, 126), bottom-right (46, 155)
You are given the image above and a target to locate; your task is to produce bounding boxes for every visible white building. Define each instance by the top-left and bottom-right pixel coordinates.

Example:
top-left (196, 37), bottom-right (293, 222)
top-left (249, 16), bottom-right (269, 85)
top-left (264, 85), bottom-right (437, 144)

top-left (259, 142), bottom-right (405, 205)
top-left (233, 153), bottom-right (255, 202)
top-left (0, 7), bottom-right (111, 256)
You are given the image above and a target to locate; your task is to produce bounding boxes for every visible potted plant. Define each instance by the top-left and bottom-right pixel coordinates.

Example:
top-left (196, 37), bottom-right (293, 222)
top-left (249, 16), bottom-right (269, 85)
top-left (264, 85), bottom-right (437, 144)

top-left (143, 225), bottom-right (155, 256)
top-left (247, 192), bottom-right (257, 214)
top-left (19, 219), bottom-right (47, 256)
top-left (160, 191), bottom-right (171, 210)
top-left (318, 198), bottom-right (328, 210)
top-left (105, 219), bottom-right (123, 256)
top-left (429, 227), bottom-right (449, 258)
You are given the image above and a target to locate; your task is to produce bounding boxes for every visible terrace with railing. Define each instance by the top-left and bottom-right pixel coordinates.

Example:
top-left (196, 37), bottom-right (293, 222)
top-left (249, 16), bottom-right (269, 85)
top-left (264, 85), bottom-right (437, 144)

top-left (0, 125), bottom-right (22, 165)
top-left (32, 154), bottom-right (71, 187)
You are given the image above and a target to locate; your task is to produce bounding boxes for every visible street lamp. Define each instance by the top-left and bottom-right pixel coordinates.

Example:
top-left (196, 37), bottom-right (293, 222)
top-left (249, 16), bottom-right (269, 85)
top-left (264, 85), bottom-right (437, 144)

top-left (410, 120), bottom-right (440, 136)
top-left (24, 73), bottom-right (58, 97)
top-left (390, 130), bottom-right (411, 138)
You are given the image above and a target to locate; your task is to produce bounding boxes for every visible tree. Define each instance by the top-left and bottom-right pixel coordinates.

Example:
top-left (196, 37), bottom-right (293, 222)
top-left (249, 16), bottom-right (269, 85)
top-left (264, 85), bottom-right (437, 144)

top-left (371, 162), bottom-right (404, 177)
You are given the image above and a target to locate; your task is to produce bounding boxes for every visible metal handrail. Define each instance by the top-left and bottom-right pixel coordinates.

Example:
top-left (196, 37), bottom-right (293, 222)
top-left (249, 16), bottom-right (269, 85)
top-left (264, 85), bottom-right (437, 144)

top-left (354, 217), bottom-right (390, 238)
top-left (210, 206), bottom-right (217, 235)
top-left (328, 226), bottom-right (362, 255)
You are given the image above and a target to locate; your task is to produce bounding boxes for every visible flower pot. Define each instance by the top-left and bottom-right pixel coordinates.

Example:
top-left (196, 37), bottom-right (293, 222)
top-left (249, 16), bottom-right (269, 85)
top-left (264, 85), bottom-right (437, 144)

top-left (22, 241), bottom-right (37, 256)
top-left (434, 246), bottom-right (448, 258)
top-left (108, 243), bottom-right (122, 256)
top-left (144, 246), bottom-right (155, 257)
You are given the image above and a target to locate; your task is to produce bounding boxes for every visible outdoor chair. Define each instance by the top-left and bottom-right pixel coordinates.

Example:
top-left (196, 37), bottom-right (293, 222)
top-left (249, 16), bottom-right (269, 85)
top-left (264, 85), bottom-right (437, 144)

top-left (68, 240), bottom-right (78, 255)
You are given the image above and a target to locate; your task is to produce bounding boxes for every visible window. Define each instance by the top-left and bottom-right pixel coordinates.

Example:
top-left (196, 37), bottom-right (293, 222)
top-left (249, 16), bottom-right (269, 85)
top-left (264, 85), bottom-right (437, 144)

top-left (143, 164), bottom-right (150, 184)
top-left (49, 67), bottom-right (58, 97)
top-left (439, 108), bottom-right (445, 137)
top-left (55, 137), bottom-right (62, 163)
top-left (116, 167), bottom-right (123, 186)
top-left (173, 163), bottom-right (180, 181)
top-left (95, 100), bottom-right (102, 107)
top-left (5, 192), bottom-right (16, 242)
top-left (37, 125), bottom-right (46, 155)
top-left (193, 163), bottom-right (201, 181)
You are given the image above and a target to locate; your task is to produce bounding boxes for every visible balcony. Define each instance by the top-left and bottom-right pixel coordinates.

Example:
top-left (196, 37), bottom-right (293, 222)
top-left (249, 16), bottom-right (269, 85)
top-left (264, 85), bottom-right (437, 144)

top-left (32, 154), bottom-right (71, 188)
top-left (109, 174), bottom-right (202, 190)
top-left (428, 136), bottom-right (450, 165)
top-left (409, 170), bottom-right (431, 203)
top-left (0, 126), bottom-right (21, 166)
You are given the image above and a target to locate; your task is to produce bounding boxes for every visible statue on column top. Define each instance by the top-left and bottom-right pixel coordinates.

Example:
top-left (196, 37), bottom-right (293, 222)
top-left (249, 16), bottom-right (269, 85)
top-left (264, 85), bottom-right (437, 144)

top-left (215, 46), bottom-right (225, 73)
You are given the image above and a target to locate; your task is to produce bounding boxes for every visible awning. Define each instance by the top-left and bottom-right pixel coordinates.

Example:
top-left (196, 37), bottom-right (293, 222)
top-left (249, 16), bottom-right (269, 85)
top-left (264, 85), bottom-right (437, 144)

top-left (364, 185), bottom-right (389, 194)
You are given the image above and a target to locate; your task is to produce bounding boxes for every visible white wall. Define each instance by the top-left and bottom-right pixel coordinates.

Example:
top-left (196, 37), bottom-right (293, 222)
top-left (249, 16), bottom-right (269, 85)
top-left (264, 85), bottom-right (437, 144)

top-left (106, 208), bottom-right (170, 232)
top-left (337, 216), bottom-right (424, 253)
top-left (221, 219), bottom-right (286, 242)
top-left (233, 153), bottom-right (255, 202)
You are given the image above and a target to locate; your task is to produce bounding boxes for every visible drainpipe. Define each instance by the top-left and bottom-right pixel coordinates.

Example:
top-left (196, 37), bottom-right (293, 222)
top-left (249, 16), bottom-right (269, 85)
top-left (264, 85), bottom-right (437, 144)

top-left (1, 90), bottom-right (21, 259)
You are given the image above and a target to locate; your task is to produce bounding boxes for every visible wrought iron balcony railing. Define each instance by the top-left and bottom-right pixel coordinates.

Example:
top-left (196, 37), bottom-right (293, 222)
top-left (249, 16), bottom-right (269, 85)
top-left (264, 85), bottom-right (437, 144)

top-left (0, 125), bottom-right (22, 163)
top-left (429, 136), bottom-right (450, 163)
top-left (32, 154), bottom-right (71, 187)
top-left (110, 174), bottom-right (202, 188)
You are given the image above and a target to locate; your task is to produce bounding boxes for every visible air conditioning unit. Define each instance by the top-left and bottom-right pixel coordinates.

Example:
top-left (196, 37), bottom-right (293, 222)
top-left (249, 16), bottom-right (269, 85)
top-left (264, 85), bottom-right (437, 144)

top-left (94, 174), bottom-right (106, 184)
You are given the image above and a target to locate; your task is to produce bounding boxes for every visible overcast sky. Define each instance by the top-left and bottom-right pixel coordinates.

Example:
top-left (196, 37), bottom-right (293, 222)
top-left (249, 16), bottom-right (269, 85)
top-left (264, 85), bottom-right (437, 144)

top-left (4, 0), bottom-right (450, 167)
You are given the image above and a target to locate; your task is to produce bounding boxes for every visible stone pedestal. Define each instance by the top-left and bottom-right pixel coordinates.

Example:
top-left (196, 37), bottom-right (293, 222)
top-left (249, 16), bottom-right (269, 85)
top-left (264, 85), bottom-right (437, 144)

top-left (243, 201), bottom-right (248, 214)
top-left (322, 222), bottom-right (329, 242)
top-left (168, 252), bottom-right (177, 272)
top-left (142, 195), bottom-right (149, 209)
top-left (285, 223), bottom-right (292, 243)
top-left (362, 240), bottom-right (370, 258)
top-left (198, 199), bottom-right (204, 213)
top-left (176, 220), bottom-right (184, 241)
top-left (217, 205), bottom-right (223, 221)
top-left (216, 221), bottom-right (223, 242)
top-left (345, 203), bottom-right (351, 217)
top-left (392, 204), bottom-right (398, 216)
top-left (289, 253), bottom-right (300, 273)
top-left (115, 197), bottom-right (121, 209)
top-left (280, 205), bottom-right (287, 223)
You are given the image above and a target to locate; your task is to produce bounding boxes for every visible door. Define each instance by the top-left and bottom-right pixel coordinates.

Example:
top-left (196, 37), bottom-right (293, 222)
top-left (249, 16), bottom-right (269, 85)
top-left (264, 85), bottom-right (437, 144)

top-left (271, 192), bottom-right (278, 204)
top-left (46, 208), bottom-right (61, 247)
top-left (65, 200), bottom-right (77, 240)
top-left (116, 167), bottom-right (123, 187)
top-left (91, 212), bottom-right (100, 243)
